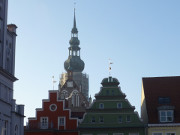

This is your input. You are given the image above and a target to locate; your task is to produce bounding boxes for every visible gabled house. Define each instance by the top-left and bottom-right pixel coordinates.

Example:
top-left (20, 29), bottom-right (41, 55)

top-left (141, 76), bottom-right (180, 135)
top-left (25, 90), bottom-right (78, 135)
top-left (79, 76), bottom-right (145, 135)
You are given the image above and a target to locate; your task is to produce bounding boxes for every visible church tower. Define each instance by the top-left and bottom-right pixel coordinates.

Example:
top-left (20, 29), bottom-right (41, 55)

top-left (60, 9), bottom-right (89, 100)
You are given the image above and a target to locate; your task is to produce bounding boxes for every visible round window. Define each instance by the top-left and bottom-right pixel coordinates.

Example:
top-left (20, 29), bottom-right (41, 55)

top-left (49, 104), bottom-right (57, 111)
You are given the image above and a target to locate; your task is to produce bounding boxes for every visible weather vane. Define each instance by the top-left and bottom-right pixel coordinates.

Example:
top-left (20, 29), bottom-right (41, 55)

top-left (52, 76), bottom-right (56, 90)
top-left (108, 59), bottom-right (113, 76)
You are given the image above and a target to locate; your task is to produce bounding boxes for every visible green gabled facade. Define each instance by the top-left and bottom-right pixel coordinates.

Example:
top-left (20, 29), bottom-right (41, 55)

top-left (79, 77), bottom-right (145, 135)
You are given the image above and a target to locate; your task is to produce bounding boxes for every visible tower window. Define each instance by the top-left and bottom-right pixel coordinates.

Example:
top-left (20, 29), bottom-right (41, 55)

top-left (73, 51), bottom-right (76, 56)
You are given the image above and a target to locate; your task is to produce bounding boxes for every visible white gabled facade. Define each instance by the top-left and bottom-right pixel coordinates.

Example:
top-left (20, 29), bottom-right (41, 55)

top-left (0, 0), bottom-right (24, 135)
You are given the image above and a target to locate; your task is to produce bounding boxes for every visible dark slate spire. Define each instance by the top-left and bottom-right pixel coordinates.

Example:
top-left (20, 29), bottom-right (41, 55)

top-left (71, 8), bottom-right (78, 34)
top-left (64, 9), bottom-right (85, 72)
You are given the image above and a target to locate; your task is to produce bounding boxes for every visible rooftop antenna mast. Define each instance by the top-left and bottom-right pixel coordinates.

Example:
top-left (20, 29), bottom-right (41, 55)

top-left (108, 59), bottom-right (113, 77)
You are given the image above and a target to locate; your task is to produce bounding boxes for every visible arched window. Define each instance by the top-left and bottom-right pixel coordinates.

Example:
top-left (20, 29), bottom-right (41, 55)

top-left (71, 90), bottom-right (79, 107)
top-left (61, 90), bottom-right (68, 99)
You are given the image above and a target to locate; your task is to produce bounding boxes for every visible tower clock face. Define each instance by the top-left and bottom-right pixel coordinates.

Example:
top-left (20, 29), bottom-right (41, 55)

top-left (67, 81), bottom-right (73, 87)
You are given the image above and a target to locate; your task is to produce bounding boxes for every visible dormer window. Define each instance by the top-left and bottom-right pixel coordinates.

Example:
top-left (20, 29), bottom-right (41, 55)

top-left (159, 110), bottom-right (174, 122)
top-left (158, 97), bottom-right (171, 104)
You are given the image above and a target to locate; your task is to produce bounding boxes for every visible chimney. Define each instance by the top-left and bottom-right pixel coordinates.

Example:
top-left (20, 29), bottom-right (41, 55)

top-left (7, 24), bottom-right (17, 35)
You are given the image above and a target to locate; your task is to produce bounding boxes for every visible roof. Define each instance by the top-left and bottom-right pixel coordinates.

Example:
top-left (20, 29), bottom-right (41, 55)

top-left (142, 76), bottom-right (180, 124)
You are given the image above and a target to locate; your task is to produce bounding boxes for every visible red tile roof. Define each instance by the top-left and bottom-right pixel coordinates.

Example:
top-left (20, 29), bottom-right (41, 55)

top-left (142, 76), bottom-right (180, 124)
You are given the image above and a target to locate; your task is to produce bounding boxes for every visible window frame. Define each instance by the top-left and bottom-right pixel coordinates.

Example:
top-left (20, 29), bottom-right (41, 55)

top-left (58, 117), bottom-right (65, 126)
top-left (40, 117), bottom-right (48, 129)
top-left (99, 116), bottom-right (104, 123)
top-left (91, 116), bottom-right (95, 123)
top-left (117, 103), bottom-right (122, 109)
top-left (118, 116), bottom-right (122, 123)
top-left (159, 110), bottom-right (174, 123)
top-left (126, 115), bottom-right (131, 122)
top-left (99, 103), bottom-right (104, 109)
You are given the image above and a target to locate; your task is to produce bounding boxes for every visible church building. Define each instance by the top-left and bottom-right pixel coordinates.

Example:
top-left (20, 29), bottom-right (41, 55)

top-left (0, 0), bottom-right (24, 135)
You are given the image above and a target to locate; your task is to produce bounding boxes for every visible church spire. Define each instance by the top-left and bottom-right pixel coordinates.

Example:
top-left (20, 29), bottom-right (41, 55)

top-left (73, 8), bottom-right (76, 29)
top-left (64, 9), bottom-right (85, 73)
top-left (71, 8), bottom-right (78, 34)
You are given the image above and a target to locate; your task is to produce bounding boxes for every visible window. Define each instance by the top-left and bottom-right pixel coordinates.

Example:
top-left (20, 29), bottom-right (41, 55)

top-left (152, 133), bottom-right (162, 135)
top-left (91, 116), bottom-right (95, 123)
top-left (113, 133), bottom-right (124, 135)
top-left (40, 117), bottom-right (48, 129)
top-left (99, 103), bottom-right (104, 109)
top-left (158, 97), bottom-right (171, 104)
top-left (117, 103), bottom-right (122, 109)
top-left (99, 116), bottom-right (104, 123)
top-left (72, 91), bottom-right (79, 107)
top-left (118, 116), bottom-right (122, 123)
top-left (67, 81), bottom-right (73, 87)
top-left (126, 115), bottom-right (131, 122)
top-left (49, 104), bottom-right (57, 111)
top-left (106, 90), bottom-right (109, 95)
top-left (58, 117), bottom-right (65, 126)
top-left (4, 121), bottom-right (8, 135)
top-left (159, 110), bottom-right (173, 122)
top-left (15, 125), bottom-right (18, 135)
top-left (112, 90), bottom-right (114, 95)
top-left (166, 133), bottom-right (176, 135)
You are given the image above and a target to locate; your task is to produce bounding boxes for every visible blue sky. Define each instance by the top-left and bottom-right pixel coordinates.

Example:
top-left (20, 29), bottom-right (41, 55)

top-left (8, 0), bottom-right (180, 124)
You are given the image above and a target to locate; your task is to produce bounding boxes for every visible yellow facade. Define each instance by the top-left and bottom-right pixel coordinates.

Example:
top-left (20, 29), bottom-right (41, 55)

top-left (148, 126), bottom-right (180, 135)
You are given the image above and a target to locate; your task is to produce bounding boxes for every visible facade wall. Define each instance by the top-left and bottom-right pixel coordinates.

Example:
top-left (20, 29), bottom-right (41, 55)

top-left (0, 0), bottom-right (24, 135)
top-left (25, 131), bottom-right (78, 135)
top-left (148, 126), bottom-right (180, 135)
